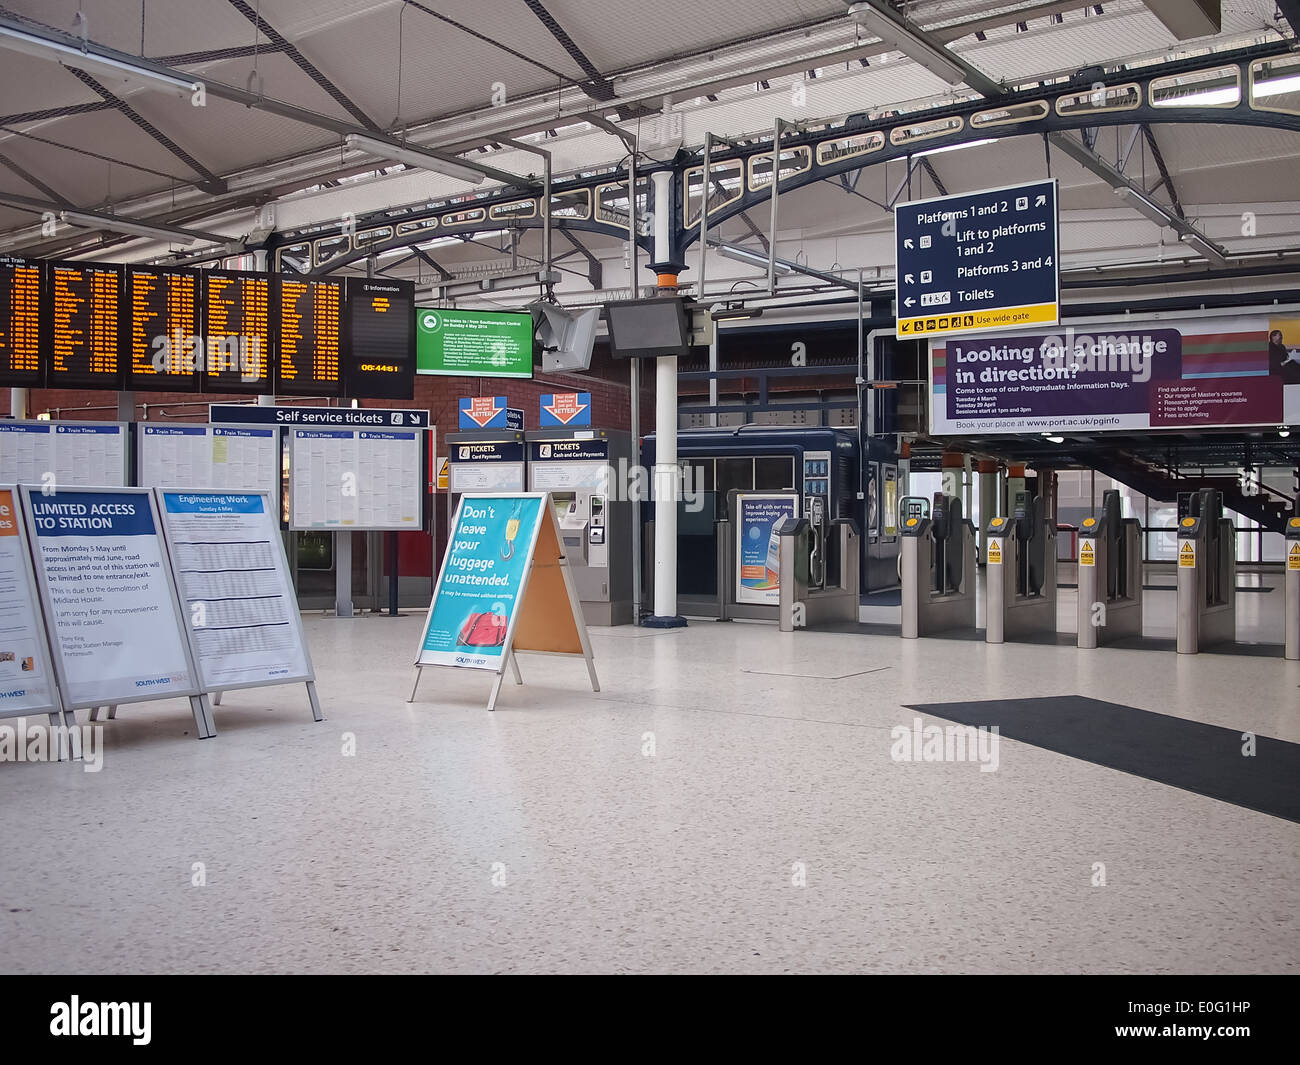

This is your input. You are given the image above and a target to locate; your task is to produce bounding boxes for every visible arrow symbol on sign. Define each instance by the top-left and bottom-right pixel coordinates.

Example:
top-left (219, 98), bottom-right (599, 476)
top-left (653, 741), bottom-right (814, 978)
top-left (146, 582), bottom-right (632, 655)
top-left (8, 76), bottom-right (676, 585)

top-left (904, 273), bottom-right (914, 284)
top-left (903, 239), bottom-right (914, 249)
top-left (1035, 195), bottom-right (1046, 207)
top-left (903, 297), bottom-right (915, 307)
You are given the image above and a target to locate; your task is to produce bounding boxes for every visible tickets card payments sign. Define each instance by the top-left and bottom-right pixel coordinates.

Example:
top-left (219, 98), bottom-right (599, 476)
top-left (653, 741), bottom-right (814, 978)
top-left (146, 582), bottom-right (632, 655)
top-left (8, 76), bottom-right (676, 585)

top-left (19, 487), bottom-right (200, 709)
top-left (159, 491), bottom-right (314, 693)
top-left (0, 487), bottom-right (59, 716)
top-left (896, 178), bottom-right (1059, 340)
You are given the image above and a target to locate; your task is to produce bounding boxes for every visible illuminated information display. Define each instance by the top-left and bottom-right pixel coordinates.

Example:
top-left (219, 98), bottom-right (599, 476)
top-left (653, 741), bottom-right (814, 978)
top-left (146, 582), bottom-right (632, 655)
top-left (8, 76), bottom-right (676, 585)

top-left (47, 261), bottom-right (125, 390)
top-left (277, 276), bottom-right (342, 396)
top-left (204, 269), bottom-right (271, 393)
top-left (346, 277), bottom-right (415, 399)
top-left (127, 264), bottom-right (200, 391)
top-left (0, 256), bottom-right (42, 387)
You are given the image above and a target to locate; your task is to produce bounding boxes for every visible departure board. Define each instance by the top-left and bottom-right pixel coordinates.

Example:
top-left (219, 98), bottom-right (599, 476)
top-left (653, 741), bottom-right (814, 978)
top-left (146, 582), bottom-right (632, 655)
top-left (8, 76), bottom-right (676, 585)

top-left (126, 264), bottom-right (200, 391)
top-left (345, 277), bottom-right (415, 399)
top-left (203, 268), bottom-right (271, 393)
top-left (0, 256), bottom-right (42, 387)
top-left (46, 261), bottom-right (125, 390)
top-left (276, 276), bottom-right (342, 396)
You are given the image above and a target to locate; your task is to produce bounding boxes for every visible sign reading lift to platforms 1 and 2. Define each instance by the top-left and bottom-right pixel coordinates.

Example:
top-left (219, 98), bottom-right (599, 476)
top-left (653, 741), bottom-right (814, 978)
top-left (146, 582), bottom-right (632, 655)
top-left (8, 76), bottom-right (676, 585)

top-left (896, 178), bottom-right (1059, 340)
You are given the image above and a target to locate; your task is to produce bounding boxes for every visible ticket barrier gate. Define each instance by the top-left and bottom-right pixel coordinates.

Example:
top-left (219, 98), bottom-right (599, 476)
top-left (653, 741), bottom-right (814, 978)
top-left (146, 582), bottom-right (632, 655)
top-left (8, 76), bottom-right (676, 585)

top-left (775, 517), bottom-right (860, 632)
top-left (1076, 490), bottom-right (1143, 648)
top-left (985, 495), bottom-right (1057, 643)
top-left (1176, 489), bottom-right (1236, 654)
top-left (901, 493), bottom-right (975, 638)
top-left (1285, 516), bottom-right (1300, 661)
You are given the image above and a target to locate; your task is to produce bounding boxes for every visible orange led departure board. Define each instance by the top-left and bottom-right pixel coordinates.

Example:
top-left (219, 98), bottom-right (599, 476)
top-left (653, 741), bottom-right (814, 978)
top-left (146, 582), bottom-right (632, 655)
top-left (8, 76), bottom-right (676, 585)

top-left (127, 264), bottom-right (200, 391)
top-left (276, 276), bottom-right (342, 396)
top-left (0, 256), bottom-right (42, 387)
top-left (345, 277), bottom-right (415, 400)
top-left (46, 261), bottom-right (125, 389)
top-left (203, 269), bottom-right (271, 393)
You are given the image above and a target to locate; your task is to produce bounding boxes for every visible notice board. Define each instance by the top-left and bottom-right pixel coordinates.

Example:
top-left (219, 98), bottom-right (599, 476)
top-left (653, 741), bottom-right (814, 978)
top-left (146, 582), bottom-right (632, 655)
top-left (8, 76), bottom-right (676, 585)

top-left (137, 423), bottom-right (279, 497)
top-left (157, 490), bottom-right (314, 693)
top-left (0, 486), bottom-right (59, 717)
top-left (20, 486), bottom-right (200, 709)
top-left (288, 426), bottom-right (422, 530)
top-left (0, 421), bottom-right (127, 488)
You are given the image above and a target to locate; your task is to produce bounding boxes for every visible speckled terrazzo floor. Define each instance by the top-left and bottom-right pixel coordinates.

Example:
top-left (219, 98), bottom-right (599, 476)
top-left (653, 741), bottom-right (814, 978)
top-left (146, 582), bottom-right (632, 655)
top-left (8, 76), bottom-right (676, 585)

top-left (1, 612), bottom-right (1297, 974)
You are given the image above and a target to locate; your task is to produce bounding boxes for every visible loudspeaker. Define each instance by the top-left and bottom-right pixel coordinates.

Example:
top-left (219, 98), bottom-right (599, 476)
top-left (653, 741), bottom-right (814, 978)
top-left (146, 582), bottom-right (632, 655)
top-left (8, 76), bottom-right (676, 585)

top-left (531, 303), bottom-right (599, 373)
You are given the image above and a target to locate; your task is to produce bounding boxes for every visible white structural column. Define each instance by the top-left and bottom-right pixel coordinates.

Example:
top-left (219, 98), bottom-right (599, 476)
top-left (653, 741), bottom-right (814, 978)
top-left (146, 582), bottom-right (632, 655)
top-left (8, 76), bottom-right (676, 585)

top-left (649, 169), bottom-right (683, 623)
top-left (10, 388), bottom-right (28, 419)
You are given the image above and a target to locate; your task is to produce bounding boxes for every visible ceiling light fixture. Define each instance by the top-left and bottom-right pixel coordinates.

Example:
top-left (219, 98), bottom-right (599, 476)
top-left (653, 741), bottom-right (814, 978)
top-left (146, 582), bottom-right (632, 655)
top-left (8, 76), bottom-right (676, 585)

top-left (847, 2), bottom-right (968, 85)
top-left (0, 25), bottom-right (198, 97)
top-left (60, 209), bottom-right (225, 247)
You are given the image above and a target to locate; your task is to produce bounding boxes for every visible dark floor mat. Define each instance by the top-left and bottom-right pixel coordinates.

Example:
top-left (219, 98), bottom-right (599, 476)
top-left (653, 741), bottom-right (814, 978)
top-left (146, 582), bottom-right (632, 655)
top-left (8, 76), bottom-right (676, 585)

top-left (811, 621), bottom-right (1075, 645)
top-left (1057, 583), bottom-right (1275, 593)
top-left (905, 695), bottom-right (1300, 823)
top-left (1103, 636), bottom-right (1285, 657)
top-left (860, 589), bottom-right (902, 606)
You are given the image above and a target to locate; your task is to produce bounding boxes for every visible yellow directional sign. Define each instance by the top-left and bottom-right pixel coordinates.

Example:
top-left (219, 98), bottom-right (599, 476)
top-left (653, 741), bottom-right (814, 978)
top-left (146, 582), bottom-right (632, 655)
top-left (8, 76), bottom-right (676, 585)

top-left (1288, 542), bottom-right (1300, 571)
top-left (988, 539), bottom-right (1002, 565)
top-left (1079, 539), bottom-right (1095, 567)
top-left (1179, 541), bottom-right (1196, 568)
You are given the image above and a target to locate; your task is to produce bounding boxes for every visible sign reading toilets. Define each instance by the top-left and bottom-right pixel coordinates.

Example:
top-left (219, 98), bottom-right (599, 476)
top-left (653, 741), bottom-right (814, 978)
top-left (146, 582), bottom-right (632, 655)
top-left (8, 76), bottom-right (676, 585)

top-left (417, 495), bottom-right (545, 669)
top-left (21, 487), bottom-right (198, 707)
top-left (735, 494), bottom-right (798, 605)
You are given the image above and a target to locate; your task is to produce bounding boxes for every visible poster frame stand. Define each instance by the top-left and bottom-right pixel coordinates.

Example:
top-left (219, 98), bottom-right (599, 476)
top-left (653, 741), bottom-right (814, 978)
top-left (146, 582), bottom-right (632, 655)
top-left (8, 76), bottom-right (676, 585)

top-left (19, 485), bottom-right (216, 739)
top-left (409, 492), bottom-right (600, 712)
top-left (151, 489), bottom-right (324, 728)
top-left (0, 485), bottom-right (71, 757)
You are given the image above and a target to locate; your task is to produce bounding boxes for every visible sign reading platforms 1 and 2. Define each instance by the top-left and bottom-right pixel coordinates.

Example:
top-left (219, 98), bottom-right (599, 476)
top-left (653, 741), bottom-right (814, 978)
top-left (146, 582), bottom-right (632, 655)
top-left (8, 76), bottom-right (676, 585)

top-left (896, 178), bottom-right (1059, 340)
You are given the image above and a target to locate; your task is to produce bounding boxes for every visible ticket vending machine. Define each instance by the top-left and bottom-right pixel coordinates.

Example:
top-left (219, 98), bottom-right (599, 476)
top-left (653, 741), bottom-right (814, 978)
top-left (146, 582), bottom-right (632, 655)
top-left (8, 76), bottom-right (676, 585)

top-left (525, 428), bottom-right (633, 626)
top-left (444, 429), bottom-right (527, 505)
top-left (900, 492), bottom-right (976, 638)
top-left (1175, 488), bottom-right (1236, 654)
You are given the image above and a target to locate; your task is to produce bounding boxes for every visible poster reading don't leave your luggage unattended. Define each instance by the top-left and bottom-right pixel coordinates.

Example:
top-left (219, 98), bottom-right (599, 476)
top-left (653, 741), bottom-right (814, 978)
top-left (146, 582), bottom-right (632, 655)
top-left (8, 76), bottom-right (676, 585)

top-left (417, 494), bottom-right (544, 669)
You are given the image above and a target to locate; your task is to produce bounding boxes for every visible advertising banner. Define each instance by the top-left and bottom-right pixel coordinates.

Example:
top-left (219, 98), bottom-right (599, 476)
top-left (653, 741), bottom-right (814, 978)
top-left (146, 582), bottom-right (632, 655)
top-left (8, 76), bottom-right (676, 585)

top-left (158, 491), bottom-right (314, 693)
top-left (0, 487), bottom-right (58, 716)
top-left (735, 493), bottom-right (799, 605)
top-left (417, 495), bottom-right (545, 670)
top-left (21, 487), bottom-right (199, 708)
top-left (930, 312), bottom-right (1300, 434)
top-left (539, 392), bottom-right (591, 427)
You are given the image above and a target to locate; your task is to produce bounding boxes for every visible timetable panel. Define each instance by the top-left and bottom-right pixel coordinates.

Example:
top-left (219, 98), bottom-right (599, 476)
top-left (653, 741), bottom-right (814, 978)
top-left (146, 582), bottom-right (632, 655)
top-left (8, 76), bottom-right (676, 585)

top-left (276, 276), bottom-right (342, 396)
top-left (126, 264), bottom-right (201, 392)
top-left (46, 260), bottom-right (125, 390)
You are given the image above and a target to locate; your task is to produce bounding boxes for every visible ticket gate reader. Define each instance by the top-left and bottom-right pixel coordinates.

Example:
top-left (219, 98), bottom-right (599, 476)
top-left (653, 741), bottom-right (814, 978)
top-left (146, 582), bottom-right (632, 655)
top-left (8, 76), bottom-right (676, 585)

top-left (901, 493), bottom-right (975, 638)
top-left (1285, 516), bottom-right (1300, 661)
top-left (526, 429), bottom-right (633, 626)
top-left (985, 495), bottom-right (1057, 643)
top-left (1176, 489), bottom-right (1236, 654)
top-left (1076, 489), bottom-right (1143, 647)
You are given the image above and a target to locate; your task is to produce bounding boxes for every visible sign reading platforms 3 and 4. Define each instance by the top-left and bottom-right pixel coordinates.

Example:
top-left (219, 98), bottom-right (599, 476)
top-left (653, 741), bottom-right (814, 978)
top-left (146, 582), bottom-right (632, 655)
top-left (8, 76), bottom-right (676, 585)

top-left (895, 178), bottom-right (1059, 340)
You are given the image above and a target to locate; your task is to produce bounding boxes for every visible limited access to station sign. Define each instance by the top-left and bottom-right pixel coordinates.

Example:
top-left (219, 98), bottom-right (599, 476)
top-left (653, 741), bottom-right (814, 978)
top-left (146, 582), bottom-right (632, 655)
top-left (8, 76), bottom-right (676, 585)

top-left (895, 178), bottom-right (1060, 340)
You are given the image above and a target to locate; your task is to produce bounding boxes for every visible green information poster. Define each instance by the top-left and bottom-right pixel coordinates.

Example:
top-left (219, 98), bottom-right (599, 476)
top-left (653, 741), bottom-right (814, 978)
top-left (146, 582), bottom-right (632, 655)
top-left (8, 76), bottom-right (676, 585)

top-left (415, 308), bottom-right (534, 378)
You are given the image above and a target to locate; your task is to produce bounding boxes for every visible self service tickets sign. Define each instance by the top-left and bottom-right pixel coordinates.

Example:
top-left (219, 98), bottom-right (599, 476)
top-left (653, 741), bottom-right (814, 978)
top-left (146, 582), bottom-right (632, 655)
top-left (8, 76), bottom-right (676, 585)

top-left (930, 312), bottom-right (1300, 434)
top-left (418, 495), bottom-right (545, 669)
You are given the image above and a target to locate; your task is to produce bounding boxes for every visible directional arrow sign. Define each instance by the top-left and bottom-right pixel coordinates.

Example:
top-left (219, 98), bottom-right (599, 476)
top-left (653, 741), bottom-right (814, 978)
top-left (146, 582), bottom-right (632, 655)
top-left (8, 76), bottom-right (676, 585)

top-left (895, 178), bottom-right (1059, 340)
top-left (539, 391), bottom-right (592, 428)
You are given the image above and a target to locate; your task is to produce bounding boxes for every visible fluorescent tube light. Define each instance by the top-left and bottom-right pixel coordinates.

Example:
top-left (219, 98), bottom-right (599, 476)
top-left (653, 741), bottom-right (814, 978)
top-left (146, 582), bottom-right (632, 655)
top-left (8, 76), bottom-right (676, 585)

top-left (344, 133), bottom-right (486, 186)
top-left (0, 26), bottom-right (197, 97)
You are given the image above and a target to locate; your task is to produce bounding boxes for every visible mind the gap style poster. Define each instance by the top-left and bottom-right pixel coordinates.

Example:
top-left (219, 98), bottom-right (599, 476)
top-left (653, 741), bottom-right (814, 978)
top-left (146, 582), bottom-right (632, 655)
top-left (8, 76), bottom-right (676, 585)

top-left (929, 314), bottom-right (1300, 435)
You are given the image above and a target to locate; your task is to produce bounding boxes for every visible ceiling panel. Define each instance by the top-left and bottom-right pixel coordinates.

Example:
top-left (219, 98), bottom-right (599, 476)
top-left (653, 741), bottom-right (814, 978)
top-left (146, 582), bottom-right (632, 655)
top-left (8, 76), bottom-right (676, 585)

top-left (4, 0), bottom-right (255, 57)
